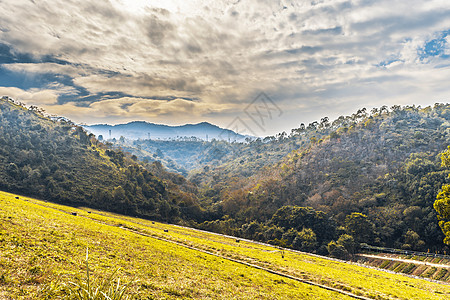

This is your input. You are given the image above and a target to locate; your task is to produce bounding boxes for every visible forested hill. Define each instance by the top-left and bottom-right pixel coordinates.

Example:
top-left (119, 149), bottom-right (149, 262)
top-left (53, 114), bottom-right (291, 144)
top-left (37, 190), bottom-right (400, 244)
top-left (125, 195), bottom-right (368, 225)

top-left (196, 104), bottom-right (450, 253)
top-left (0, 98), bottom-right (202, 221)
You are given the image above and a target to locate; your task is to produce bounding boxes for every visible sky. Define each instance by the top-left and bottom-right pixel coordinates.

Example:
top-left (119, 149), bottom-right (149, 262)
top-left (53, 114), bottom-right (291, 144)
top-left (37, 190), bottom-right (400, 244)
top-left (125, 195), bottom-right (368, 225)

top-left (1, 0), bottom-right (450, 136)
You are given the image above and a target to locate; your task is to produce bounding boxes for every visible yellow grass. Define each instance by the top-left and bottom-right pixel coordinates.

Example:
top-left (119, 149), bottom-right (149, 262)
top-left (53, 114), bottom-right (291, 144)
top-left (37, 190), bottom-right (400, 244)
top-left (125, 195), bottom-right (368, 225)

top-left (1, 190), bottom-right (449, 299)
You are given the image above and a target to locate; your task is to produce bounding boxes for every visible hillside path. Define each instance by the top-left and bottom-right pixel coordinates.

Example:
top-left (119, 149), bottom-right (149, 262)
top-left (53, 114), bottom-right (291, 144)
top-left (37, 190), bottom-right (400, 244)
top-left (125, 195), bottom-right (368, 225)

top-left (358, 254), bottom-right (450, 269)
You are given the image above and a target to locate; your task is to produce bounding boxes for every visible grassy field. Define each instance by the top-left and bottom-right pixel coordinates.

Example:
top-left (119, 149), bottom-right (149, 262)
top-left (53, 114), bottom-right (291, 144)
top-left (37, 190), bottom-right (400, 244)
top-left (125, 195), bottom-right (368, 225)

top-left (0, 191), bottom-right (449, 299)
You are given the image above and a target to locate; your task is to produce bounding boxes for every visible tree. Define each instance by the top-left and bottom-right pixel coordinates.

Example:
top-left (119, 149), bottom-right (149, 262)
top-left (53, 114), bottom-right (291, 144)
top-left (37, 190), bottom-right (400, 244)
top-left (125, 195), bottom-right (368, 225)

top-left (6, 163), bottom-right (20, 179)
top-left (434, 146), bottom-right (450, 245)
top-left (402, 230), bottom-right (426, 251)
top-left (327, 234), bottom-right (358, 259)
top-left (292, 228), bottom-right (318, 252)
top-left (281, 228), bottom-right (298, 245)
top-left (327, 241), bottom-right (348, 259)
top-left (113, 186), bottom-right (127, 202)
top-left (158, 200), bottom-right (171, 221)
top-left (155, 148), bottom-right (164, 158)
top-left (330, 131), bottom-right (340, 139)
top-left (241, 221), bottom-right (262, 240)
top-left (336, 234), bottom-right (359, 255)
top-left (344, 213), bottom-right (374, 243)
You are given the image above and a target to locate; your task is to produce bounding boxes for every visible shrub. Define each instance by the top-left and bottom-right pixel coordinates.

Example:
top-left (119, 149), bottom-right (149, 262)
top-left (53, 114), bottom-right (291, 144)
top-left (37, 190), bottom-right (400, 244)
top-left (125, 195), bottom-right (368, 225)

top-left (379, 260), bottom-right (391, 269)
top-left (434, 269), bottom-right (448, 281)
top-left (402, 264), bottom-right (416, 274)
top-left (66, 249), bottom-right (132, 300)
top-left (424, 267), bottom-right (437, 278)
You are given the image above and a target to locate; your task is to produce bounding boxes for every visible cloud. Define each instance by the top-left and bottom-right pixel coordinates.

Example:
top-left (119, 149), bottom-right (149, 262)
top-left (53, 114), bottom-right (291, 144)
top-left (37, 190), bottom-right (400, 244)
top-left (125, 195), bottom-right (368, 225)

top-left (1, 0), bottom-right (450, 135)
top-left (45, 96), bottom-right (235, 125)
top-left (143, 14), bottom-right (176, 47)
top-left (0, 86), bottom-right (59, 105)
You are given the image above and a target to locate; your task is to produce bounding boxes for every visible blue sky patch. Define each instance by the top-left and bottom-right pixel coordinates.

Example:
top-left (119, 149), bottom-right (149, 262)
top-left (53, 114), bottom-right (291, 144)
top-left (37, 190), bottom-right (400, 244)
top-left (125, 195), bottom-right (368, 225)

top-left (418, 30), bottom-right (450, 60)
top-left (377, 58), bottom-right (403, 68)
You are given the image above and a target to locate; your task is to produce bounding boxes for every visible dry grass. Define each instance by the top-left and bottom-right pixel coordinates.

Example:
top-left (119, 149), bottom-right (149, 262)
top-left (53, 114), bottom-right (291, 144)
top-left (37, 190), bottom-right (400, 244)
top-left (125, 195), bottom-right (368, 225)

top-left (1, 190), bottom-right (449, 299)
top-left (0, 191), bottom-right (352, 299)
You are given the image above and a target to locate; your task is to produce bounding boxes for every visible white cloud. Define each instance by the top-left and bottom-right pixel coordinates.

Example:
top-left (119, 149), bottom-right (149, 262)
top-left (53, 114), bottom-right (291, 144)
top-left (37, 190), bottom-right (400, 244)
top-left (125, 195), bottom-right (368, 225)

top-left (1, 0), bottom-right (450, 134)
top-left (0, 87), bottom-right (58, 105)
top-left (22, 95), bottom-right (234, 126)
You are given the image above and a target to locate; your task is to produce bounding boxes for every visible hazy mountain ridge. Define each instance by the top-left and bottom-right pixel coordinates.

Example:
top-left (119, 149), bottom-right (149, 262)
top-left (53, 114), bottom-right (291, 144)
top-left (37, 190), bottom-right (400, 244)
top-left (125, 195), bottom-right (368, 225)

top-left (84, 121), bottom-right (248, 141)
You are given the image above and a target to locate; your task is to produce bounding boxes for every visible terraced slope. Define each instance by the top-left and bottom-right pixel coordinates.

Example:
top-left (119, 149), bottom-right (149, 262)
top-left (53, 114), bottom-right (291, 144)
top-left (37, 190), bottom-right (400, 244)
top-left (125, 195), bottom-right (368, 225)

top-left (357, 253), bottom-right (450, 282)
top-left (0, 190), bottom-right (449, 299)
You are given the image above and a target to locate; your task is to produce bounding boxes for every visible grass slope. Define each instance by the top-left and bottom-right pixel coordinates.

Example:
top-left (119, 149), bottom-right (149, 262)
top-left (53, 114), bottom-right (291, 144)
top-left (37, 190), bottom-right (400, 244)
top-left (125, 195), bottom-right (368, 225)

top-left (1, 190), bottom-right (449, 299)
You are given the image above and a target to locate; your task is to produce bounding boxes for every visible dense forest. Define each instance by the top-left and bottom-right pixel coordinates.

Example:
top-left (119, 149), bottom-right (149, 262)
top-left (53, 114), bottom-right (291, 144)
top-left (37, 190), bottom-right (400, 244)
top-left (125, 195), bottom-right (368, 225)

top-left (190, 104), bottom-right (450, 255)
top-left (2, 96), bottom-right (450, 258)
top-left (0, 98), bottom-right (202, 222)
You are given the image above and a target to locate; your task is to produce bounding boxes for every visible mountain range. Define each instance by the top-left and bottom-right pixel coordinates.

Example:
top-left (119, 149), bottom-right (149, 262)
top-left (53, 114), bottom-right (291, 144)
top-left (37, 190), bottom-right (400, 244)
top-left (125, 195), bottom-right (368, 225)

top-left (84, 121), bottom-right (248, 141)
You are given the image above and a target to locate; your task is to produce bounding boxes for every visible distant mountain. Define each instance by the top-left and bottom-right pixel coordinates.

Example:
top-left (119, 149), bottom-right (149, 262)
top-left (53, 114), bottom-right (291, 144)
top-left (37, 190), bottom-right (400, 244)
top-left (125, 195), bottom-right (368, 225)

top-left (84, 121), bottom-right (248, 141)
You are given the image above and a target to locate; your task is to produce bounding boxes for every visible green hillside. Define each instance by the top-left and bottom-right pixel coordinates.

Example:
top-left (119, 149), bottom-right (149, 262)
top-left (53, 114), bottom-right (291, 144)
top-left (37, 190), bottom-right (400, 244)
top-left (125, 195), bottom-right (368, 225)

top-left (193, 105), bottom-right (450, 254)
top-left (0, 98), bottom-right (201, 222)
top-left (1, 191), bottom-right (449, 299)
